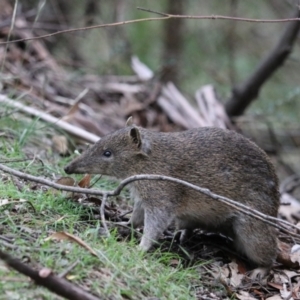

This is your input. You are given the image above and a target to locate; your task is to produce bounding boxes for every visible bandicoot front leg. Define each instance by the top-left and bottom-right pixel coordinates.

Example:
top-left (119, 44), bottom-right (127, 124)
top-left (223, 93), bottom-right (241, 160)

top-left (139, 207), bottom-right (174, 251)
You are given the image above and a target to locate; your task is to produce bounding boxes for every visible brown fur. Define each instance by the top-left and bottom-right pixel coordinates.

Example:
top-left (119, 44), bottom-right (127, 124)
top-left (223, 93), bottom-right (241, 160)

top-left (65, 126), bottom-right (280, 268)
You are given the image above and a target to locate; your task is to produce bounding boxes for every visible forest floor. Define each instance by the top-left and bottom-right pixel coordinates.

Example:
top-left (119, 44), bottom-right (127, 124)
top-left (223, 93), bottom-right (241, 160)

top-left (1, 2), bottom-right (300, 297)
top-left (1, 97), bottom-right (300, 300)
top-left (0, 113), bottom-right (204, 300)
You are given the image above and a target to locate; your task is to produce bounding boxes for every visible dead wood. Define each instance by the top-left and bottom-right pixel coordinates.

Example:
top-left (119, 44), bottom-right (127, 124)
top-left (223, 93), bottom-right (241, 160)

top-left (0, 250), bottom-right (101, 300)
top-left (225, 9), bottom-right (300, 117)
top-left (0, 95), bottom-right (100, 143)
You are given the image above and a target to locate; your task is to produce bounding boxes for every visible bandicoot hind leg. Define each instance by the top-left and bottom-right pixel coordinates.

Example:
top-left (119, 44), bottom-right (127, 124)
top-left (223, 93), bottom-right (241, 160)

top-left (233, 217), bottom-right (277, 272)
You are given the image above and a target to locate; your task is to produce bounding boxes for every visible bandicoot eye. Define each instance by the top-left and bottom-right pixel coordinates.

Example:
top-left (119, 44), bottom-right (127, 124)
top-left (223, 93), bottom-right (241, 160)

top-left (103, 150), bottom-right (112, 157)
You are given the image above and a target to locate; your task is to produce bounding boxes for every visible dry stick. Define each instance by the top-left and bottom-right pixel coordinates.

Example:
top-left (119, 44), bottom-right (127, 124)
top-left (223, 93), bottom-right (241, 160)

top-left (0, 250), bottom-right (101, 300)
top-left (0, 163), bottom-right (299, 238)
top-left (0, 16), bottom-right (170, 45)
top-left (1, 11), bottom-right (300, 46)
top-left (225, 8), bottom-right (300, 117)
top-left (137, 7), bottom-right (300, 23)
top-left (0, 0), bottom-right (18, 72)
top-left (0, 95), bottom-right (99, 144)
top-left (100, 194), bottom-right (110, 236)
top-left (58, 260), bottom-right (79, 278)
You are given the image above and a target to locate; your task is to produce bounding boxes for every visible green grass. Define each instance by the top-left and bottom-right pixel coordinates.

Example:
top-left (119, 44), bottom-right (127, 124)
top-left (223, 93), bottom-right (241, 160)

top-left (0, 110), bottom-right (200, 299)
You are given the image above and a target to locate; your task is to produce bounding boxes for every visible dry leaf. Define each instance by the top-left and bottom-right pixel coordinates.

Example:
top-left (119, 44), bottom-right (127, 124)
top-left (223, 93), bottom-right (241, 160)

top-left (0, 199), bottom-right (9, 206)
top-left (268, 282), bottom-right (283, 290)
top-left (169, 259), bottom-right (180, 267)
top-left (279, 193), bottom-right (300, 224)
top-left (228, 262), bottom-right (244, 287)
top-left (55, 177), bottom-right (76, 187)
top-left (45, 232), bottom-right (97, 257)
top-left (78, 174), bottom-right (91, 188)
top-left (0, 198), bottom-right (27, 206)
top-left (284, 270), bottom-right (300, 280)
top-left (280, 283), bottom-right (292, 299)
top-left (277, 241), bottom-right (300, 268)
top-left (211, 261), bottom-right (244, 288)
top-left (290, 244), bottom-right (300, 266)
top-left (52, 135), bottom-right (69, 155)
top-left (273, 273), bottom-right (289, 284)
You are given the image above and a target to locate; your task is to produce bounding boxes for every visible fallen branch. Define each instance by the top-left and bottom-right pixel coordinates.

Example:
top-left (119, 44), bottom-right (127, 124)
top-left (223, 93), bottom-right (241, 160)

top-left (0, 95), bottom-right (99, 143)
top-left (0, 163), bottom-right (299, 240)
top-left (225, 8), bottom-right (300, 117)
top-left (0, 250), bottom-right (101, 300)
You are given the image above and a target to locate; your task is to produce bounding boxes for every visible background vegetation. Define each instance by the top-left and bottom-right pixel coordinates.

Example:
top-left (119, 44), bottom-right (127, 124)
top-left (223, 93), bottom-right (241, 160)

top-left (0, 0), bottom-right (300, 299)
top-left (29, 0), bottom-right (300, 122)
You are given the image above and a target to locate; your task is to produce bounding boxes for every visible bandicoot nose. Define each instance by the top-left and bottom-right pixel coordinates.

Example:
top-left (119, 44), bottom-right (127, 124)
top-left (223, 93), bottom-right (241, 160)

top-left (64, 165), bottom-right (71, 174)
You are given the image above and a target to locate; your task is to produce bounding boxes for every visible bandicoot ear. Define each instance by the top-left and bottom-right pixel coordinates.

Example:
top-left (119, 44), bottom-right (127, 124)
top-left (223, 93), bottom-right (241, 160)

top-left (125, 116), bottom-right (133, 127)
top-left (129, 126), bottom-right (141, 148)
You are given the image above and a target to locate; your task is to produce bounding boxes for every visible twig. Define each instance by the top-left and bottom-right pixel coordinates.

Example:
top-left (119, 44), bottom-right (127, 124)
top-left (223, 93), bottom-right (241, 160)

top-left (0, 239), bottom-right (18, 250)
top-left (0, 0), bottom-right (18, 72)
top-left (58, 260), bottom-right (79, 278)
top-left (0, 250), bottom-right (101, 300)
top-left (100, 194), bottom-right (110, 237)
top-left (137, 7), bottom-right (300, 23)
top-left (0, 163), bottom-right (299, 239)
top-left (1, 9), bottom-right (300, 46)
top-left (0, 95), bottom-right (99, 143)
top-left (0, 16), bottom-right (170, 45)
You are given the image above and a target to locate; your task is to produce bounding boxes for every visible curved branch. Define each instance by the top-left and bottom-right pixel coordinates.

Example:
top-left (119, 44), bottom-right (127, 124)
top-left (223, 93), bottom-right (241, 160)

top-left (0, 163), bottom-right (299, 238)
top-left (225, 9), bottom-right (300, 117)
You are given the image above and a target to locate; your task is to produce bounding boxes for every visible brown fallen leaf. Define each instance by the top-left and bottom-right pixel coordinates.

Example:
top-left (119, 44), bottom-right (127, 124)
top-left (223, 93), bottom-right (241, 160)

top-left (212, 261), bottom-right (244, 288)
top-left (78, 174), bottom-right (91, 188)
top-left (0, 198), bottom-right (36, 213)
top-left (45, 232), bottom-right (97, 257)
top-left (0, 198), bottom-right (28, 206)
top-left (277, 241), bottom-right (299, 268)
top-left (229, 262), bottom-right (244, 288)
top-left (169, 259), bottom-right (180, 267)
top-left (268, 282), bottom-right (283, 290)
top-left (291, 244), bottom-right (300, 266)
top-left (55, 177), bottom-right (76, 186)
top-left (52, 135), bottom-right (69, 156)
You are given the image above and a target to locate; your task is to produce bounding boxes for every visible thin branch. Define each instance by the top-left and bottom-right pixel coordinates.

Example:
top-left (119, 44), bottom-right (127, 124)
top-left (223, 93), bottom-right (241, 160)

top-left (225, 8), bottom-right (300, 117)
top-left (0, 0), bottom-right (18, 71)
top-left (0, 250), bottom-right (101, 300)
top-left (0, 16), bottom-right (170, 45)
top-left (100, 194), bottom-right (110, 237)
top-left (58, 260), bottom-right (79, 278)
top-left (1, 9), bottom-right (300, 46)
top-left (137, 7), bottom-right (300, 23)
top-left (0, 163), bottom-right (299, 239)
